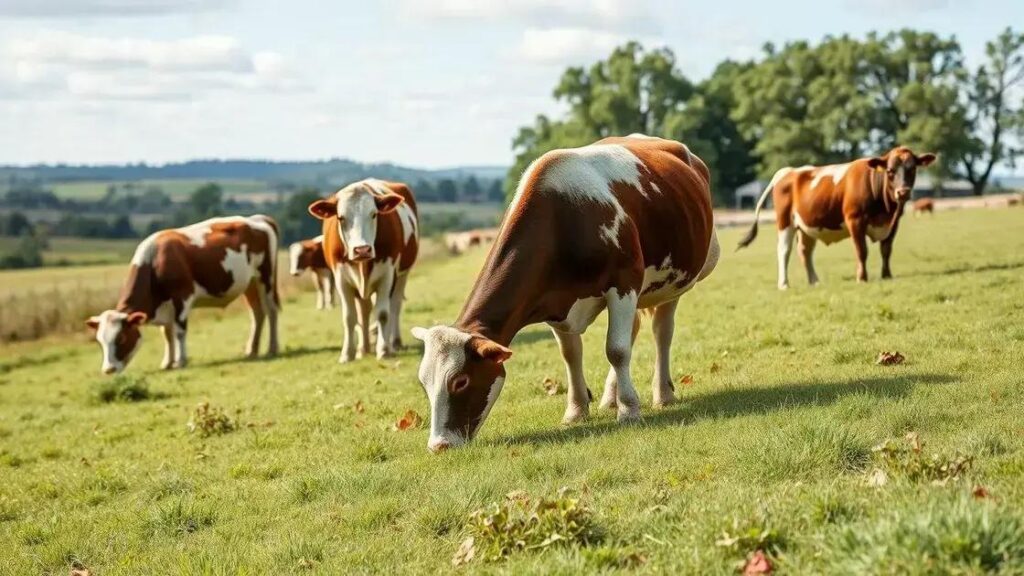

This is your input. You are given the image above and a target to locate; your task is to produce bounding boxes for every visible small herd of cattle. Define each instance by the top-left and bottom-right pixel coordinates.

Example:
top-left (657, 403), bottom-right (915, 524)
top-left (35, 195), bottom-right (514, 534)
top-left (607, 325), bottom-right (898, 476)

top-left (90, 135), bottom-right (969, 451)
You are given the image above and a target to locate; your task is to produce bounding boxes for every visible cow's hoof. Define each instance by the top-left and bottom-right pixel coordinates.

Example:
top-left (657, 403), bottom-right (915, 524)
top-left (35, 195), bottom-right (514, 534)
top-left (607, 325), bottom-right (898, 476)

top-left (376, 350), bottom-right (392, 361)
top-left (561, 406), bottom-right (589, 425)
top-left (616, 405), bottom-right (641, 423)
top-left (652, 394), bottom-right (677, 409)
top-left (172, 361), bottom-right (187, 369)
top-left (338, 354), bottom-right (355, 364)
top-left (598, 397), bottom-right (617, 410)
top-left (778, 283), bottom-right (789, 291)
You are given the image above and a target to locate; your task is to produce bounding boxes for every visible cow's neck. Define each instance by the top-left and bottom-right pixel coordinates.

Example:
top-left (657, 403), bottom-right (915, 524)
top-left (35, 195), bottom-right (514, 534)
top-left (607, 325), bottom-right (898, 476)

top-left (455, 223), bottom-right (544, 346)
top-left (115, 264), bottom-right (159, 317)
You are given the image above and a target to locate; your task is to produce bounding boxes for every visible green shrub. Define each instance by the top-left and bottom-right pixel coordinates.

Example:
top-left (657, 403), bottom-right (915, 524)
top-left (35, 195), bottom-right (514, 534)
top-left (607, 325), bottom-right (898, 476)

top-left (90, 375), bottom-right (151, 403)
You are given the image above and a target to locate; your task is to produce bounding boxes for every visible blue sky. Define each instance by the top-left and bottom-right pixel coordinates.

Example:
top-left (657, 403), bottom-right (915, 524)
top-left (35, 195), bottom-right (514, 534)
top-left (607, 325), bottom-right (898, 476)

top-left (1, 0), bottom-right (1020, 168)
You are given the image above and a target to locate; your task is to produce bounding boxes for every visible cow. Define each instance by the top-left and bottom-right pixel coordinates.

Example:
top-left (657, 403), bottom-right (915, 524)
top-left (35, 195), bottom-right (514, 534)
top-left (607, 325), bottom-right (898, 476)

top-left (913, 197), bottom-right (935, 216)
top-left (308, 179), bottom-right (418, 362)
top-left (445, 228), bottom-right (499, 255)
top-left (86, 215), bottom-right (281, 374)
top-left (411, 135), bottom-right (720, 452)
top-left (288, 235), bottom-right (336, 309)
top-left (736, 146), bottom-right (936, 288)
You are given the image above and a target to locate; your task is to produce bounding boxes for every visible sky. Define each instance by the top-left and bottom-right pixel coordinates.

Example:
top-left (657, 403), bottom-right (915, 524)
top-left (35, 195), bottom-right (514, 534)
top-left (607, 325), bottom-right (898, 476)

top-left (0, 0), bottom-right (1021, 169)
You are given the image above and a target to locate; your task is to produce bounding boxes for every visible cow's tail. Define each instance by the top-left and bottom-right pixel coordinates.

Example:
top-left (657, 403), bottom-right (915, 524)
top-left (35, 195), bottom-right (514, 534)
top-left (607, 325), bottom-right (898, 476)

top-left (736, 170), bottom-right (784, 251)
top-left (254, 214), bottom-right (282, 309)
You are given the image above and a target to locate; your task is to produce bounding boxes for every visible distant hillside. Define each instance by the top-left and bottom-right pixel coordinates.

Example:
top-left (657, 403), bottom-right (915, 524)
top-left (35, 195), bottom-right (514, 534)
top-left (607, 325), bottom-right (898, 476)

top-left (0, 159), bottom-right (508, 188)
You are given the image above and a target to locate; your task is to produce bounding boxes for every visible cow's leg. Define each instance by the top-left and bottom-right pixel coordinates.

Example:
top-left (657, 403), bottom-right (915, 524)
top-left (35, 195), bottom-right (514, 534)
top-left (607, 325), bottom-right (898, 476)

top-left (651, 298), bottom-right (678, 408)
top-left (173, 320), bottom-right (188, 368)
top-left (160, 325), bottom-right (176, 370)
top-left (312, 272), bottom-right (325, 310)
top-left (337, 277), bottom-right (358, 363)
top-left (389, 272), bottom-right (409, 350)
top-left (356, 296), bottom-right (372, 359)
top-left (322, 271), bottom-right (335, 309)
top-left (777, 226), bottom-right (796, 290)
top-left (605, 289), bottom-right (641, 422)
top-left (846, 217), bottom-right (869, 282)
top-left (550, 328), bottom-right (591, 424)
top-left (373, 272), bottom-right (396, 360)
top-left (599, 312), bottom-right (640, 410)
top-left (263, 281), bottom-right (279, 357)
top-left (880, 221), bottom-right (899, 280)
top-left (797, 230), bottom-right (820, 285)
top-left (243, 283), bottom-right (265, 358)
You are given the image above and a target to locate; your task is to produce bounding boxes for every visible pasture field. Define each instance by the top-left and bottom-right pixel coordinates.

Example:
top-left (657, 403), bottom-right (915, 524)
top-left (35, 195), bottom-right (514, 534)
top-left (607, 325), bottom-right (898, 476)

top-left (39, 179), bottom-right (270, 201)
top-left (0, 237), bottom-right (137, 269)
top-left (1, 209), bottom-right (1023, 574)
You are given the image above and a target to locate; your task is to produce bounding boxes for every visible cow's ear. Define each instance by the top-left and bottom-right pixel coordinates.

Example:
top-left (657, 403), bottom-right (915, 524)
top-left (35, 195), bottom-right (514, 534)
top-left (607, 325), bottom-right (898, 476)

top-left (867, 157), bottom-right (888, 171)
top-left (86, 316), bottom-right (101, 330)
top-left (374, 193), bottom-right (404, 214)
top-left (917, 153), bottom-right (937, 167)
top-left (308, 199), bottom-right (337, 220)
top-left (467, 336), bottom-right (512, 365)
top-left (411, 326), bottom-right (429, 341)
top-left (127, 311), bottom-right (148, 326)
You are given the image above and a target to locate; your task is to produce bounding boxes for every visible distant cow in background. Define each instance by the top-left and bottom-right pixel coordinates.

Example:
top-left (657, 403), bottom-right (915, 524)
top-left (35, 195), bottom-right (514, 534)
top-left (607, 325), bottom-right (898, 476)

top-left (737, 147), bottom-right (935, 287)
top-left (913, 198), bottom-right (935, 216)
top-left (309, 179), bottom-right (418, 361)
top-left (87, 215), bottom-right (280, 374)
top-left (445, 228), bottom-right (499, 255)
top-left (289, 235), bottom-right (336, 309)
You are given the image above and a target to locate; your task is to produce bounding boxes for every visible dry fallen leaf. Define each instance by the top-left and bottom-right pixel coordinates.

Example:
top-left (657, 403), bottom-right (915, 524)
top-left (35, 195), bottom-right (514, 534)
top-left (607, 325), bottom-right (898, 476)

top-left (876, 351), bottom-right (906, 366)
top-left (972, 485), bottom-right (991, 499)
top-left (353, 400), bottom-right (365, 414)
top-left (392, 409), bottom-right (423, 431)
top-left (679, 374), bottom-right (694, 387)
top-left (743, 550), bottom-right (773, 575)
top-left (452, 536), bottom-right (476, 566)
top-left (541, 377), bottom-right (561, 396)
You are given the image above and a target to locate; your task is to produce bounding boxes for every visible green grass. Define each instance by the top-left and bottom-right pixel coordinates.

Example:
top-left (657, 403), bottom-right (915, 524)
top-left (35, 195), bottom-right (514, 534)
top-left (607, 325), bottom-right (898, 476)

top-left (0, 208), bottom-right (1022, 574)
top-left (0, 237), bottom-right (138, 268)
top-left (44, 179), bottom-right (270, 200)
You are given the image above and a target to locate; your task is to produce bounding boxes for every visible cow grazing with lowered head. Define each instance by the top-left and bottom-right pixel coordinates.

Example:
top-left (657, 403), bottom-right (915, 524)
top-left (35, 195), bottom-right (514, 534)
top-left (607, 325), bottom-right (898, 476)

top-left (913, 197), bottom-right (935, 216)
top-left (308, 179), bottom-right (418, 361)
top-left (411, 135), bottom-right (719, 452)
top-left (87, 215), bottom-right (281, 374)
top-left (736, 146), bottom-right (935, 287)
top-left (288, 235), bottom-right (336, 309)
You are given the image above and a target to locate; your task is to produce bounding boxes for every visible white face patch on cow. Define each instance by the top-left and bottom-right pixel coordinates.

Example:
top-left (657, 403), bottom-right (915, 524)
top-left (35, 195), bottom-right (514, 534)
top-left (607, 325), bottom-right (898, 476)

top-left (333, 181), bottom-right (382, 261)
top-left (810, 163), bottom-right (851, 190)
top-left (91, 310), bottom-right (141, 374)
top-left (413, 325), bottom-right (473, 452)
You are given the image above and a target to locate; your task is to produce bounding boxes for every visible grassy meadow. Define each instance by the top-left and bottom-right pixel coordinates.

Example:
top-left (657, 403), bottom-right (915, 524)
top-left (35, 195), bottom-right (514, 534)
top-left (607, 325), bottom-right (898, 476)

top-left (1, 208), bottom-right (1023, 574)
top-left (44, 180), bottom-right (270, 201)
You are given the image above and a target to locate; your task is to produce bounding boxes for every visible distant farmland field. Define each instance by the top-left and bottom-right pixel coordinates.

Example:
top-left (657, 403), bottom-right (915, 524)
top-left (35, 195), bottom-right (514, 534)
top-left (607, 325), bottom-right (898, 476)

top-left (0, 237), bottom-right (137, 268)
top-left (43, 179), bottom-right (270, 200)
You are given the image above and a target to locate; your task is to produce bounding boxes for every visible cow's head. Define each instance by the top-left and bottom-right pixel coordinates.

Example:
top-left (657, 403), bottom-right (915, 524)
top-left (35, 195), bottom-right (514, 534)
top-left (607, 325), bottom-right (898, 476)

top-left (308, 182), bottom-right (404, 262)
top-left (86, 310), bottom-right (147, 374)
top-left (868, 148), bottom-right (936, 203)
top-left (288, 241), bottom-right (312, 276)
top-left (411, 326), bottom-right (512, 453)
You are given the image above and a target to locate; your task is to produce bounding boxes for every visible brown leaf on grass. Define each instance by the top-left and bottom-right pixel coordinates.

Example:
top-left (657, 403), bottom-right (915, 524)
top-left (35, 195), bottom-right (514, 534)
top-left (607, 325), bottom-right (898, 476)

top-left (743, 550), bottom-right (773, 575)
top-left (973, 485), bottom-right (991, 499)
top-left (678, 374), bottom-right (694, 387)
top-left (710, 363), bottom-right (721, 374)
top-left (353, 400), bottom-right (365, 414)
top-left (392, 409), bottom-right (423, 431)
top-left (876, 351), bottom-right (905, 366)
top-left (452, 536), bottom-right (476, 566)
top-left (541, 377), bottom-right (562, 396)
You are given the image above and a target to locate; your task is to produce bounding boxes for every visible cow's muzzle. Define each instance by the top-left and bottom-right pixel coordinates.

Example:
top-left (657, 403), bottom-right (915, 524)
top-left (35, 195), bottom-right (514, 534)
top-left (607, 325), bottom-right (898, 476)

top-left (350, 245), bottom-right (373, 261)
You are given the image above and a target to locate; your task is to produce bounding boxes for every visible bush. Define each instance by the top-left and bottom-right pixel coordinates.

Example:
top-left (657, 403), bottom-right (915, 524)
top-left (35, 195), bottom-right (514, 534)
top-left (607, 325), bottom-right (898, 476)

top-left (90, 375), bottom-right (151, 403)
top-left (187, 403), bottom-right (238, 437)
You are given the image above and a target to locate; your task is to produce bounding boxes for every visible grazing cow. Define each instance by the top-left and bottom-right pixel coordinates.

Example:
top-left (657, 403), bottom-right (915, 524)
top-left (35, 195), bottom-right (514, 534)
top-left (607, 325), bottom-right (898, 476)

top-left (411, 135), bottom-right (719, 452)
top-left (86, 215), bottom-right (280, 374)
top-left (913, 197), bottom-right (935, 216)
top-left (308, 179), bottom-right (418, 361)
top-left (445, 228), bottom-right (499, 255)
top-left (736, 146), bottom-right (936, 287)
top-left (288, 235), bottom-right (336, 309)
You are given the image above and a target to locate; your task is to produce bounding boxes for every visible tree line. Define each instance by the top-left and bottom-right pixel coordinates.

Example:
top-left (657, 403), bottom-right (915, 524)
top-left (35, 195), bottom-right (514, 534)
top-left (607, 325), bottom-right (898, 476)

top-left (508, 28), bottom-right (1024, 203)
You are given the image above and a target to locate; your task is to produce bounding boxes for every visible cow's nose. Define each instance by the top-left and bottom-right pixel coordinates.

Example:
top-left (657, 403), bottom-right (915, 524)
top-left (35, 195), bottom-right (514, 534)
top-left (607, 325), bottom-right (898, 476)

top-left (428, 439), bottom-right (450, 453)
top-left (352, 245), bottom-right (373, 261)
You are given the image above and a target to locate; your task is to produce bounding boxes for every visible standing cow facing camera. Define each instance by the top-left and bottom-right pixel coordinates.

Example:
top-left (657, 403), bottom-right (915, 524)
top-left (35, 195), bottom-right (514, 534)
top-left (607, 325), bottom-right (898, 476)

top-left (288, 235), bottom-right (336, 310)
top-left (737, 146), bottom-right (936, 287)
top-left (412, 135), bottom-right (720, 453)
top-left (308, 179), bottom-right (418, 362)
top-left (87, 215), bottom-right (281, 374)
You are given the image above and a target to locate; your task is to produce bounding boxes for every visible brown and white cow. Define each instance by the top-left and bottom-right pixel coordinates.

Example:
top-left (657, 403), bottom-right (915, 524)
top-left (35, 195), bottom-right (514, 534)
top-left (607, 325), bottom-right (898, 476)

top-left (87, 215), bottom-right (280, 374)
top-left (737, 146), bottom-right (936, 287)
top-left (411, 135), bottom-right (719, 452)
top-left (913, 197), bottom-right (935, 216)
top-left (288, 235), bottom-right (336, 309)
top-left (308, 179), bottom-right (418, 362)
top-left (445, 228), bottom-right (499, 255)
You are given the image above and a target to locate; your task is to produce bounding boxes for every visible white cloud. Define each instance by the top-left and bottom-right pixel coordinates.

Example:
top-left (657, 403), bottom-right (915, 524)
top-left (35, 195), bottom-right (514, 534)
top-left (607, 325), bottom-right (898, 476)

top-left (0, 0), bottom-right (229, 18)
top-left (0, 31), bottom-right (302, 101)
top-left (515, 27), bottom-right (634, 65)
top-left (404, 0), bottom-right (656, 32)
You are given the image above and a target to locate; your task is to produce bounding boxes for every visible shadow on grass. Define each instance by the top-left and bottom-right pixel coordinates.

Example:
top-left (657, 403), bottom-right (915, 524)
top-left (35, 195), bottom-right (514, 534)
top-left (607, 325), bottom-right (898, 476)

top-left (197, 344), bottom-right (339, 368)
top-left (494, 373), bottom-right (957, 447)
top-left (900, 260), bottom-right (1024, 279)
